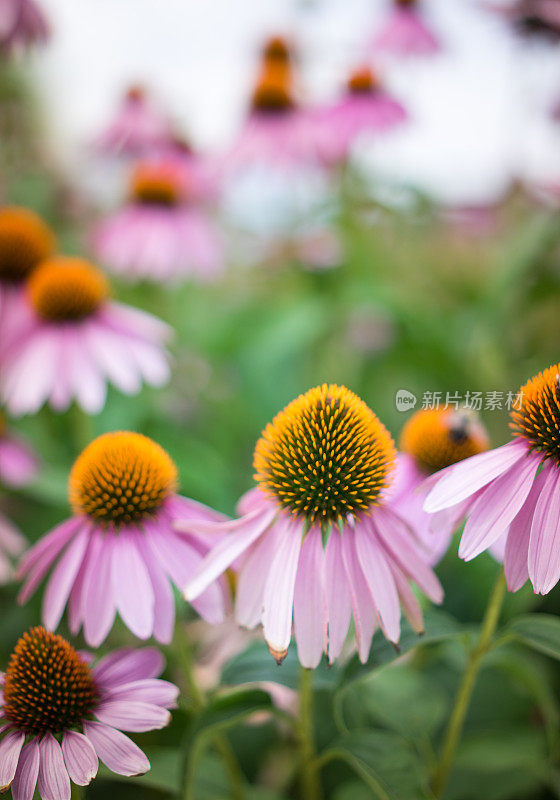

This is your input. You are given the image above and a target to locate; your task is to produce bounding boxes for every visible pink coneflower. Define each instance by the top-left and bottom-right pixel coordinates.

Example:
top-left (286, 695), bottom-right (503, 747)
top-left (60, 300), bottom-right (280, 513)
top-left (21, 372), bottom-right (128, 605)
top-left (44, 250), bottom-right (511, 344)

top-left (182, 385), bottom-right (443, 668)
top-left (0, 256), bottom-right (171, 415)
top-left (0, 0), bottom-right (49, 54)
top-left (0, 413), bottom-right (39, 488)
top-left (0, 207), bottom-right (56, 358)
top-left (316, 66), bottom-right (407, 164)
top-left (0, 626), bottom-right (178, 797)
top-left (224, 62), bottom-right (320, 171)
top-left (93, 161), bottom-right (224, 283)
top-left (92, 85), bottom-right (175, 157)
top-left (424, 364), bottom-right (560, 594)
top-left (372, 0), bottom-right (440, 57)
top-left (389, 407), bottom-right (490, 564)
top-left (17, 431), bottom-right (230, 646)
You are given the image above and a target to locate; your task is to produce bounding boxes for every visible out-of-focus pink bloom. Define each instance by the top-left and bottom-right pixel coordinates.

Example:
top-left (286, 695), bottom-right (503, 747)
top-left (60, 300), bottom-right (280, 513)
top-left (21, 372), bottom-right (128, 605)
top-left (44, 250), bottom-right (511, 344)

top-left (92, 86), bottom-right (175, 157)
top-left (183, 385), bottom-right (443, 668)
top-left (0, 256), bottom-right (172, 416)
top-left (0, 415), bottom-right (38, 488)
top-left (0, 206), bottom-right (56, 359)
top-left (224, 63), bottom-right (321, 171)
top-left (93, 161), bottom-right (224, 284)
top-left (0, 627), bottom-right (178, 798)
top-left (18, 431), bottom-right (231, 646)
top-left (0, 510), bottom-right (25, 584)
top-left (425, 364), bottom-right (560, 594)
top-left (390, 408), bottom-right (491, 565)
top-left (315, 66), bottom-right (407, 164)
top-left (0, 0), bottom-right (49, 54)
top-left (372, 0), bottom-right (440, 57)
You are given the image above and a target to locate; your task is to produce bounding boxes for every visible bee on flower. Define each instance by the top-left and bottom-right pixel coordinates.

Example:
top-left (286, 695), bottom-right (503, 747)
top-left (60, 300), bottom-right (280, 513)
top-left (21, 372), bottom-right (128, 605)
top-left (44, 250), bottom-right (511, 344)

top-left (182, 385), bottom-right (443, 668)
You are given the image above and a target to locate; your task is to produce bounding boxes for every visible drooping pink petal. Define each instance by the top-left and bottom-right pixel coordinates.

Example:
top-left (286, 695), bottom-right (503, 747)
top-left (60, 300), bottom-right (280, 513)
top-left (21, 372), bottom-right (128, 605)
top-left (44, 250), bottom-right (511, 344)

top-left (504, 470), bottom-right (548, 591)
top-left (83, 721), bottom-right (150, 777)
top-left (373, 507), bottom-right (443, 603)
top-left (0, 435), bottom-right (38, 487)
top-left (293, 528), bottom-right (327, 669)
top-left (354, 520), bottom-right (401, 643)
top-left (61, 731), bottom-right (98, 786)
top-left (390, 563), bottom-right (424, 634)
top-left (11, 739), bottom-right (40, 800)
top-left (261, 517), bottom-right (303, 661)
top-left (528, 465), bottom-right (560, 594)
top-left (0, 728), bottom-right (25, 790)
top-left (42, 525), bottom-right (90, 631)
top-left (325, 530), bottom-right (352, 663)
top-left (459, 454), bottom-right (540, 561)
top-left (103, 678), bottom-right (178, 707)
top-left (340, 530), bottom-right (377, 663)
top-left (37, 733), bottom-right (70, 800)
top-left (235, 526), bottom-right (279, 628)
top-left (94, 700), bottom-right (170, 732)
top-left (18, 517), bottom-right (83, 579)
top-left (135, 535), bottom-right (175, 644)
top-left (182, 507), bottom-right (275, 601)
top-left (424, 441), bottom-right (528, 513)
top-left (82, 530), bottom-right (117, 647)
top-left (111, 530), bottom-right (154, 639)
top-left (93, 648), bottom-right (164, 689)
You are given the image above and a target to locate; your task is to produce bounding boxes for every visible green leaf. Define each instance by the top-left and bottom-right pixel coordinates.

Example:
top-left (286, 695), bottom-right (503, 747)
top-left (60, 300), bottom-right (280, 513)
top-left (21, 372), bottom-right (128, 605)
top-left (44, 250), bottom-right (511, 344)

top-left (508, 614), bottom-right (560, 660)
top-left (319, 730), bottom-right (427, 800)
top-left (220, 641), bottom-right (339, 691)
top-left (341, 608), bottom-right (466, 685)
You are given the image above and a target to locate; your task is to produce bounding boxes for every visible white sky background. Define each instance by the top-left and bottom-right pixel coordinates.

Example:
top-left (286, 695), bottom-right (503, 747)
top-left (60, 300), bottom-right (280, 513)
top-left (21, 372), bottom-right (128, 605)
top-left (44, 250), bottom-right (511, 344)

top-left (30, 0), bottom-right (560, 206)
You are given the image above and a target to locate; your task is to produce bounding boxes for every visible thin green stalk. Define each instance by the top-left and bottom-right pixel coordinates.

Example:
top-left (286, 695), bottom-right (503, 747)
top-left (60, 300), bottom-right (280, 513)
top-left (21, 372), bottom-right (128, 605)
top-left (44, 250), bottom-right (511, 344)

top-left (69, 403), bottom-right (93, 454)
top-left (175, 624), bottom-right (244, 800)
top-left (297, 667), bottom-right (323, 800)
top-left (432, 570), bottom-right (507, 798)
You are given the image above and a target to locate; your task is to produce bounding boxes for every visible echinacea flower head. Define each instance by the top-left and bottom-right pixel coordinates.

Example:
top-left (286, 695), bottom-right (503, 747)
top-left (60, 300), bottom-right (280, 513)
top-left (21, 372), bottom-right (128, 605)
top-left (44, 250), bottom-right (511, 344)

top-left (315, 66), bottom-right (407, 164)
top-left (93, 161), bottom-right (224, 283)
top-left (390, 408), bottom-right (490, 564)
top-left (0, 0), bottom-right (49, 54)
top-left (0, 626), bottom-right (178, 798)
top-left (425, 364), bottom-right (560, 594)
top-left (17, 432), bottom-right (230, 646)
top-left (183, 385), bottom-right (443, 668)
top-left (0, 256), bottom-right (172, 415)
top-left (372, 0), bottom-right (440, 57)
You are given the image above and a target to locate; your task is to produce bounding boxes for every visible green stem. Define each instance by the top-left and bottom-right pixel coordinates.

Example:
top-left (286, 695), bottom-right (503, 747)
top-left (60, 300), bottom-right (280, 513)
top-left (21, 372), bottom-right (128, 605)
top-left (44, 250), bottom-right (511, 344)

top-left (176, 624), bottom-right (244, 800)
top-left (297, 667), bottom-right (322, 800)
top-left (432, 570), bottom-right (507, 798)
top-left (69, 403), bottom-right (93, 455)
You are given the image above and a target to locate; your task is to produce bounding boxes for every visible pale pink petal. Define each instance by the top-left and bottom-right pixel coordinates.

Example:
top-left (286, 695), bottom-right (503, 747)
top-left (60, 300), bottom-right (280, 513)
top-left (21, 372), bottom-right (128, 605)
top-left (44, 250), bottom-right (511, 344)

top-left (261, 517), bottom-right (303, 660)
top-left (0, 728), bottom-right (25, 789)
top-left (37, 733), bottom-right (70, 800)
top-left (325, 530), bottom-right (352, 663)
top-left (42, 525), bottom-right (90, 631)
top-left (135, 535), bottom-right (175, 644)
top-left (340, 530), bottom-right (377, 663)
top-left (424, 441), bottom-right (528, 513)
top-left (94, 700), bottom-right (170, 732)
top-left (529, 465), bottom-right (560, 594)
top-left (93, 648), bottom-right (164, 688)
top-left (11, 740), bottom-right (40, 800)
top-left (61, 731), bottom-right (98, 786)
top-left (183, 507), bottom-right (275, 601)
top-left (504, 470), bottom-right (548, 591)
top-left (0, 435), bottom-right (38, 487)
top-left (103, 678), bottom-right (178, 707)
top-left (82, 531), bottom-right (117, 647)
top-left (293, 528), bottom-right (327, 669)
top-left (235, 526), bottom-right (279, 628)
top-left (459, 454), bottom-right (540, 561)
top-left (354, 520), bottom-right (401, 643)
top-left (18, 517), bottom-right (83, 579)
top-left (390, 564), bottom-right (424, 634)
top-left (111, 530), bottom-right (154, 639)
top-left (83, 721), bottom-right (150, 777)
